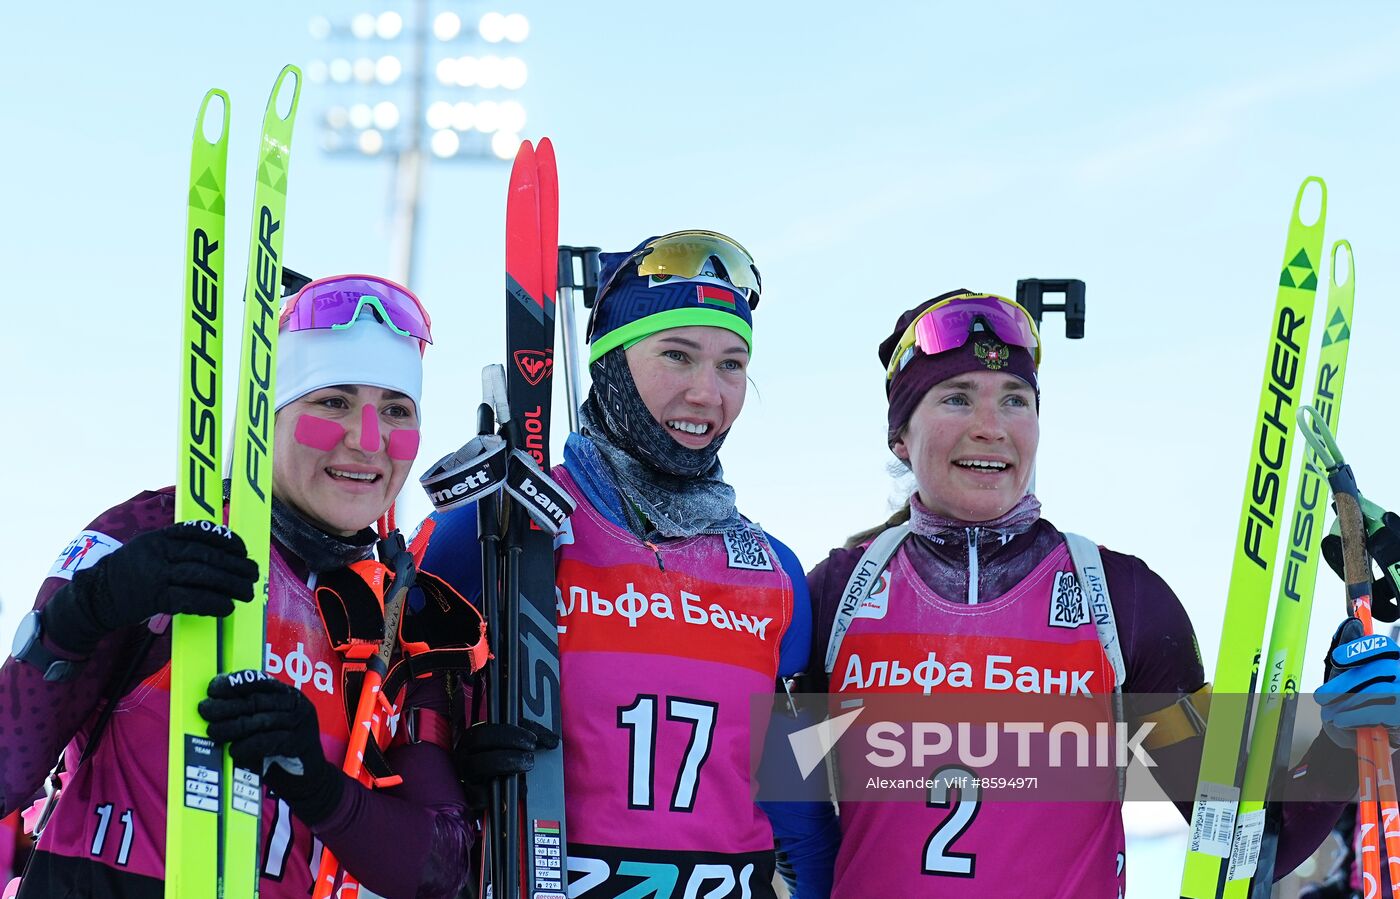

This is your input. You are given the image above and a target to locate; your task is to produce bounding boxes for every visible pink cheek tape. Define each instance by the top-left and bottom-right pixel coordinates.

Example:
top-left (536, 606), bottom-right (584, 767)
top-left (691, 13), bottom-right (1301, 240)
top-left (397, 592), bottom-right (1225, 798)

top-left (360, 404), bottom-right (381, 452)
top-left (387, 428), bottom-right (420, 461)
top-left (296, 410), bottom-right (417, 459)
top-left (294, 414), bottom-right (346, 452)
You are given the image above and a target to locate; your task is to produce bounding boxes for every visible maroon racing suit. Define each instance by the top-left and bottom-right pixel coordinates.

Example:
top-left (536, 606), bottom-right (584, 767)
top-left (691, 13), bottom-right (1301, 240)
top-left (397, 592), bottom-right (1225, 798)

top-left (0, 488), bottom-right (469, 898)
top-left (808, 513), bottom-right (1352, 895)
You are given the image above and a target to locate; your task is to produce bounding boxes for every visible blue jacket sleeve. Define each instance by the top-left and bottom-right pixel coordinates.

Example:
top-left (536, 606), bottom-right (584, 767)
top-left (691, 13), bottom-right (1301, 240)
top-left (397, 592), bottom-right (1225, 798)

top-left (758, 531), bottom-right (838, 898)
top-left (418, 504), bottom-right (484, 607)
top-left (768, 533), bottom-right (812, 679)
top-left (760, 799), bottom-right (839, 899)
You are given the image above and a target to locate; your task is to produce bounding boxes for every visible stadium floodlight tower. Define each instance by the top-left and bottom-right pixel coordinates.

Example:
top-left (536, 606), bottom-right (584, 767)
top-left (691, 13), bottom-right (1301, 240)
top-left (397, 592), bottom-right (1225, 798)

top-left (309, 2), bottom-right (531, 286)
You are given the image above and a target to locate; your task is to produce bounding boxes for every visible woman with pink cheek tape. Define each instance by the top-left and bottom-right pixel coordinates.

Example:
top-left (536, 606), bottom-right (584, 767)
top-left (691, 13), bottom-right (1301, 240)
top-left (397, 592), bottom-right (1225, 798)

top-left (272, 273), bottom-right (431, 537)
top-left (1, 274), bottom-right (479, 899)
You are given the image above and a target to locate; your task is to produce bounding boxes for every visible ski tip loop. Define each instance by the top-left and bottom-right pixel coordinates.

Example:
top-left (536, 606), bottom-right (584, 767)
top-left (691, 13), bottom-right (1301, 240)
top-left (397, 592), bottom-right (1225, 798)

top-left (1293, 176), bottom-right (1326, 229)
top-left (1331, 240), bottom-right (1354, 289)
top-left (196, 89), bottom-right (231, 147)
top-left (270, 64), bottom-right (303, 124)
top-left (1297, 404), bottom-right (1343, 470)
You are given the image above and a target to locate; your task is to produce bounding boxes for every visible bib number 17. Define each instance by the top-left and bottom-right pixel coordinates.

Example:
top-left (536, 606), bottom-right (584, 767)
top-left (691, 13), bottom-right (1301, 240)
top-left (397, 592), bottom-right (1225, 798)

top-left (618, 694), bottom-right (718, 812)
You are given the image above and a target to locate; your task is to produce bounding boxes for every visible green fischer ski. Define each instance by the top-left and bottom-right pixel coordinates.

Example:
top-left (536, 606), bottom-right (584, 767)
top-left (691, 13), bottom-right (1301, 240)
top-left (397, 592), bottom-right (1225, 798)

top-left (167, 88), bottom-right (230, 899)
top-left (1179, 177), bottom-right (1326, 899)
top-left (1225, 241), bottom-right (1355, 896)
top-left (222, 64), bottom-right (300, 898)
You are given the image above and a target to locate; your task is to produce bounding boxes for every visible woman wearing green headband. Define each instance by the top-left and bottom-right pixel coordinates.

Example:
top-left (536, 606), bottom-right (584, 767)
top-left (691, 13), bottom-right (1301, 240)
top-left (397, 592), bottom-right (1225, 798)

top-left (424, 231), bottom-right (837, 898)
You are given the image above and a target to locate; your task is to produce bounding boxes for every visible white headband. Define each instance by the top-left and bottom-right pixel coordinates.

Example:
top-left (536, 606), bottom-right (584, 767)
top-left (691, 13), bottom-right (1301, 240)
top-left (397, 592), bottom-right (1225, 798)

top-left (274, 320), bottom-right (424, 417)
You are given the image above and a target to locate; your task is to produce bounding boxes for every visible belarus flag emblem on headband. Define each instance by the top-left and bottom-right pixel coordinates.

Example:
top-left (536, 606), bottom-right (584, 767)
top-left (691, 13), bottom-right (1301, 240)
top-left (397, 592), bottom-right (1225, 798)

top-left (696, 283), bottom-right (737, 309)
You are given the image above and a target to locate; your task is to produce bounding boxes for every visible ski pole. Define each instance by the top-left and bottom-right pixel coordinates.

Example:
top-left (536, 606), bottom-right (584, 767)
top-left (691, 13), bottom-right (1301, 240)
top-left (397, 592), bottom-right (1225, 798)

top-left (1300, 405), bottom-right (1400, 895)
top-left (1337, 487), bottom-right (1393, 899)
top-left (556, 245), bottom-right (600, 433)
top-left (477, 366), bottom-right (509, 898)
top-left (311, 532), bottom-right (417, 899)
top-left (489, 367), bottom-right (522, 899)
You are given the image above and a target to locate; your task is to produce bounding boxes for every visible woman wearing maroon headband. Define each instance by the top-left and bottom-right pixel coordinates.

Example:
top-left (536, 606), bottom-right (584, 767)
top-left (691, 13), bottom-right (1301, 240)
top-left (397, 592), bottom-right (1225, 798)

top-left (0, 274), bottom-right (471, 898)
top-left (805, 290), bottom-right (1370, 897)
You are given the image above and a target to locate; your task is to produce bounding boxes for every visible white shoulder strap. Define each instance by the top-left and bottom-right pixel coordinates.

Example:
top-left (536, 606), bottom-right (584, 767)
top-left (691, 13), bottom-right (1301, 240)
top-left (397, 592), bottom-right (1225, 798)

top-left (824, 524), bottom-right (911, 676)
top-left (823, 527), bottom-right (1126, 690)
top-left (1062, 532), bottom-right (1125, 689)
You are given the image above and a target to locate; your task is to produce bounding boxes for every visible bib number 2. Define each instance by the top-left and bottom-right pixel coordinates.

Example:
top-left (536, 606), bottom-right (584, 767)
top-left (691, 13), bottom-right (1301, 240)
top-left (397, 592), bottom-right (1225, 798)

top-left (923, 766), bottom-right (981, 877)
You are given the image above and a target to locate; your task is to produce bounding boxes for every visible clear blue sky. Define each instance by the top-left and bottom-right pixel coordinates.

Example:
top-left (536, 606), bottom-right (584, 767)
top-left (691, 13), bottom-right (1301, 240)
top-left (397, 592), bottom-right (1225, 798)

top-left (4, 3), bottom-right (1400, 889)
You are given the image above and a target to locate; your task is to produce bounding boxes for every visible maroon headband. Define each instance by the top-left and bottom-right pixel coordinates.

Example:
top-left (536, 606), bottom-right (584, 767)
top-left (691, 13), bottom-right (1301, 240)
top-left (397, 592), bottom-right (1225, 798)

top-left (880, 291), bottom-right (1039, 443)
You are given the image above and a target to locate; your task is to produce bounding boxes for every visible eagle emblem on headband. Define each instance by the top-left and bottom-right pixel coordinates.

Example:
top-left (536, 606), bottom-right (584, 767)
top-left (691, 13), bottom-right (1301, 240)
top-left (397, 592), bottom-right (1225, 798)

top-left (974, 339), bottom-right (1010, 370)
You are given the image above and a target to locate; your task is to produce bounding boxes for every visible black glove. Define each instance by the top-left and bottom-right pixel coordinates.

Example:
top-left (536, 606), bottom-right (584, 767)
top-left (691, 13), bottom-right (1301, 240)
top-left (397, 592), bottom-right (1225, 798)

top-left (199, 671), bottom-right (344, 826)
top-left (455, 720), bottom-right (559, 814)
top-left (44, 521), bottom-right (259, 655)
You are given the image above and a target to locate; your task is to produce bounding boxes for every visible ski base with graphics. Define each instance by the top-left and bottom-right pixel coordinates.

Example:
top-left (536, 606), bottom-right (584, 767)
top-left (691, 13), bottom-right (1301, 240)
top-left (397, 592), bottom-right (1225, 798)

top-left (222, 63), bottom-right (300, 899)
top-left (1179, 177), bottom-right (1326, 899)
top-left (164, 65), bottom-right (301, 899)
top-left (1231, 241), bottom-right (1355, 896)
top-left (166, 87), bottom-right (230, 899)
top-left (502, 137), bottom-right (568, 899)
